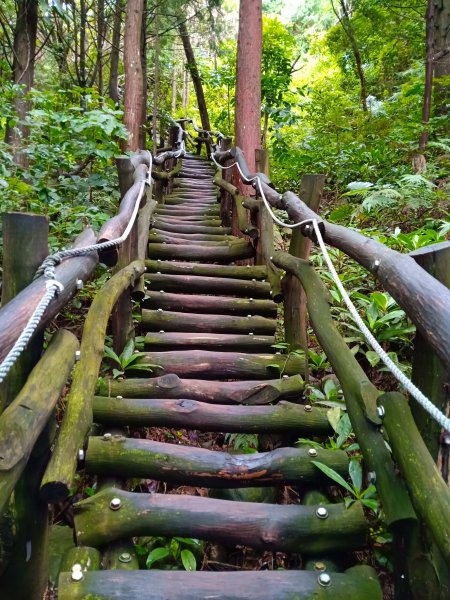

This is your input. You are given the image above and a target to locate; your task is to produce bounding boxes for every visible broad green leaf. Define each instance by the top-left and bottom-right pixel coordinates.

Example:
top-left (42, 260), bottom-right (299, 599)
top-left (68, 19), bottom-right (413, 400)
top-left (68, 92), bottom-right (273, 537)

top-left (336, 413), bottom-right (352, 447)
top-left (181, 549), bottom-right (197, 571)
top-left (349, 459), bottom-right (362, 493)
top-left (121, 339), bottom-right (135, 363)
top-left (323, 378), bottom-right (337, 398)
top-left (365, 351), bottom-right (380, 367)
top-left (327, 407), bottom-right (341, 432)
top-left (361, 498), bottom-right (379, 513)
top-left (311, 461), bottom-right (355, 496)
top-left (103, 345), bottom-right (120, 364)
top-left (146, 547), bottom-right (170, 568)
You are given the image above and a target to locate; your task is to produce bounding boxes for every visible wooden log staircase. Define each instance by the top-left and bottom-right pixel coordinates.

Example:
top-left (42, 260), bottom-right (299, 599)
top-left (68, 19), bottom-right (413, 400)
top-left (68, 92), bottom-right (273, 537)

top-left (58, 154), bottom-right (383, 598)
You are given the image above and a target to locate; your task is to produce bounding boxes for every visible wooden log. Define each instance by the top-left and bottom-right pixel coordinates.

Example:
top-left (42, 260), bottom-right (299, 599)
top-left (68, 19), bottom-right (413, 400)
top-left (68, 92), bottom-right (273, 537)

top-left (58, 567), bottom-right (382, 600)
top-left (151, 158), bottom-right (182, 181)
top-left (272, 252), bottom-right (416, 527)
top-left (150, 229), bottom-right (234, 241)
top-left (93, 397), bottom-right (330, 434)
top-left (0, 212), bottom-right (49, 411)
top-left (0, 228), bottom-right (98, 363)
top-left (164, 197), bottom-right (218, 205)
top-left (132, 192), bottom-right (157, 301)
top-left (147, 241), bottom-right (255, 262)
top-left (409, 242), bottom-right (450, 461)
top-left (136, 350), bottom-right (305, 379)
top-left (73, 487), bottom-right (366, 553)
top-left (0, 330), bottom-right (78, 513)
top-left (155, 216), bottom-right (223, 226)
top-left (59, 546), bottom-right (101, 574)
top-left (144, 273), bottom-right (271, 297)
top-left (379, 392), bottom-right (450, 564)
top-left (148, 233), bottom-right (236, 246)
top-left (86, 435), bottom-right (347, 486)
top-left (213, 171), bottom-right (258, 239)
top-left (156, 207), bottom-right (220, 217)
top-left (116, 151), bottom-right (150, 197)
top-left (102, 541), bottom-right (139, 571)
top-left (142, 310), bottom-right (276, 335)
top-left (145, 259), bottom-right (267, 280)
top-left (152, 221), bottom-right (230, 235)
top-left (40, 261), bottom-right (145, 504)
top-left (142, 292), bottom-right (277, 317)
top-left (96, 373), bottom-right (304, 404)
top-left (144, 331), bottom-right (275, 351)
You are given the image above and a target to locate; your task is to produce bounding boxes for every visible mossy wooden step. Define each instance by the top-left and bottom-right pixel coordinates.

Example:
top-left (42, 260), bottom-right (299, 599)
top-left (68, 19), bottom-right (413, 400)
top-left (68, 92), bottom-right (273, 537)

top-left (73, 488), bottom-right (367, 553)
top-left (154, 215), bottom-right (223, 225)
top-left (147, 241), bottom-right (255, 262)
top-left (150, 229), bottom-right (234, 242)
top-left (144, 272), bottom-right (271, 297)
top-left (86, 436), bottom-right (347, 487)
top-left (135, 350), bottom-right (305, 379)
top-left (58, 566), bottom-right (383, 600)
top-left (144, 331), bottom-right (275, 351)
top-left (96, 373), bottom-right (305, 405)
top-left (148, 233), bottom-right (236, 246)
top-left (145, 259), bottom-right (267, 280)
top-left (93, 398), bottom-right (330, 434)
top-left (152, 220), bottom-right (230, 235)
top-left (142, 292), bottom-right (277, 317)
top-left (155, 206), bottom-right (220, 217)
top-left (142, 310), bottom-right (276, 335)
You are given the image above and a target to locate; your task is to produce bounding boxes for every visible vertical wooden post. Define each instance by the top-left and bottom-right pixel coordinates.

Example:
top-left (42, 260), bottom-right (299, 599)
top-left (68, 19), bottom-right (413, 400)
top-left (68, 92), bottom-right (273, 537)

top-left (409, 241), bottom-right (450, 464)
top-left (0, 212), bottom-right (50, 599)
top-left (283, 175), bottom-right (324, 373)
top-left (219, 137), bottom-right (233, 228)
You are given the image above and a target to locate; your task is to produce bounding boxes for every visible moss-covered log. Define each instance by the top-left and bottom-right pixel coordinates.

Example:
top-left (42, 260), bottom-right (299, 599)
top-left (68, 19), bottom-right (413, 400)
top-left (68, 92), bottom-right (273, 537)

top-left (136, 350), bottom-right (305, 379)
top-left (272, 252), bottom-right (415, 527)
top-left (102, 541), bottom-right (139, 571)
top-left (96, 373), bottom-right (304, 404)
top-left (144, 272), bottom-right (271, 297)
top-left (86, 436), bottom-right (345, 487)
top-left (148, 233), bottom-right (236, 246)
top-left (59, 546), bottom-right (101, 574)
top-left (213, 171), bottom-right (259, 239)
top-left (150, 229), bottom-right (234, 241)
top-left (93, 397), bottom-right (330, 434)
top-left (73, 487), bottom-right (367, 552)
top-left (58, 566), bottom-right (382, 599)
top-left (40, 261), bottom-right (145, 504)
top-left (147, 241), bottom-right (255, 262)
top-left (380, 392), bottom-right (450, 564)
top-left (142, 311), bottom-right (276, 335)
top-left (154, 216), bottom-right (223, 227)
top-left (144, 332), bottom-right (275, 351)
top-left (142, 292), bottom-right (277, 317)
top-left (156, 207), bottom-right (220, 217)
top-left (145, 259), bottom-right (267, 280)
top-left (0, 330), bottom-right (78, 513)
top-left (152, 221), bottom-right (229, 236)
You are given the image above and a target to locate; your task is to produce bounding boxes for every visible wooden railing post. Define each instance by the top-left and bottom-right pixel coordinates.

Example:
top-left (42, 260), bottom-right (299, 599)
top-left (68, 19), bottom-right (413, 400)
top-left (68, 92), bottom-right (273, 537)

top-left (220, 137), bottom-right (233, 227)
top-left (409, 241), bottom-right (450, 470)
top-left (0, 212), bottom-right (51, 599)
top-left (283, 175), bottom-right (324, 373)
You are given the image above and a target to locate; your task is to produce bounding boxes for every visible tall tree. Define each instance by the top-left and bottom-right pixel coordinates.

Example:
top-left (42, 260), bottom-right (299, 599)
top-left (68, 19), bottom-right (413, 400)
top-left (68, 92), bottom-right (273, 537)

top-left (5, 0), bottom-right (39, 166)
top-left (234, 0), bottom-right (262, 172)
top-left (123, 0), bottom-right (145, 150)
top-left (434, 0), bottom-right (450, 133)
top-left (179, 19), bottom-right (211, 131)
top-left (109, 0), bottom-right (124, 104)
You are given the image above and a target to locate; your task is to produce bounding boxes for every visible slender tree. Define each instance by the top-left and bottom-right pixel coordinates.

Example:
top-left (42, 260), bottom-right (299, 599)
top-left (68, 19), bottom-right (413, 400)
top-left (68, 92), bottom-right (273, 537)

top-left (433, 0), bottom-right (450, 133)
top-left (123, 0), bottom-right (145, 150)
top-left (234, 0), bottom-right (262, 172)
top-left (109, 0), bottom-right (124, 104)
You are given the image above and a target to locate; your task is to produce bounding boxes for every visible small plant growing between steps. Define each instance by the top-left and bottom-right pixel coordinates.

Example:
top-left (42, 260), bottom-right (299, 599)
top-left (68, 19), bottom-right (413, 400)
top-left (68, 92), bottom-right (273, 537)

top-left (103, 338), bottom-right (161, 379)
top-left (136, 536), bottom-right (203, 571)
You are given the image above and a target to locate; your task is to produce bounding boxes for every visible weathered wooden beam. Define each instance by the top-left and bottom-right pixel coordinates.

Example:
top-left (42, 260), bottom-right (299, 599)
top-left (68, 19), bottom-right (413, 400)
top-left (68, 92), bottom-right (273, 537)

top-left (142, 310), bottom-right (276, 335)
top-left (136, 350), bottom-right (305, 379)
top-left (142, 292), bottom-right (277, 317)
top-left (272, 252), bottom-right (416, 527)
top-left (144, 272), bottom-right (271, 297)
top-left (93, 397), bottom-right (330, 434)
top-left (73, 488), bottom-right (367, 553)
top-left (144, 331), bottom-right (275, 351)
top-left (0, 330), bottom-right (78, 513)
top-left (147, 241), bottom-right (255, 262)
top-left (59, 546), bottom-right (101, 574)
top-left (152, 220), bottom-right (230, 235)
top-left (213, 171), bottom-right (258, 239)
top-left (154, 216), bottom-right (222, 226)
top-left (58, 567), bottom-right (382, 599)
top-left (148, 233), bottom-right (237, 246)
top-left (0, 228), bottom-right (97, 363)
top-left (131, 192), bottom-right (157, 301)
top-left (145, 259), bottom-right (267, 280)
top-left (96, 373), bottom-right (304, 405)
top-left (40, 261), bottom-right (145, 504)
top-left (379, 392), bottom-right (450, 564)
top-left (150, 229), bottom-right (234, 241)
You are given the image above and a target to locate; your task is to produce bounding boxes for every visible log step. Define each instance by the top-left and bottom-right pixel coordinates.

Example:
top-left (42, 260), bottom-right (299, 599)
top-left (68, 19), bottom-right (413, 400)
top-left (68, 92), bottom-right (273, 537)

top-left (147, 241), bottom-right (255, 262)
top-left (141, 310), bottom-right (276, 335)
top-left (144, 331), bottom-right (275, 351)
top-left (86, 436), bottom-right (348, 487)
top-left (96, 374), bottom-right (305, 405)
top-left (154, 215), bottom-right (223, 224)
top-left (135, 350), bottom-right (306, 379)
top-left (142, 292), bottom-right (277, 317)
top-left (58, 567), bottom-right (383, 600)
top-left (155, 207), bottom-right (220, 217)
top-left (152, 221), bottom-right (230, 235)
top-left (93, 398), bottom-right (330, 433)
top-left (73, 488), bottom-right (367, 554)
top-left (144, 273), bottom-right (271, 297)
top-left (150, 229), bottom-right (234, 241)
top-left (145, 259), bottom-right (268, 280)
top-left (148, 233), bottom-right (236, 246)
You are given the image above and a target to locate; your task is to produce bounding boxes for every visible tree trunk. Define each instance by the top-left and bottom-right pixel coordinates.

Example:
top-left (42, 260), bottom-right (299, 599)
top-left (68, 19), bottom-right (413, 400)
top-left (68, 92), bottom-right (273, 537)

top-left (178, 20), bottom-right (211, 131)
top-left (95, 0), bottom-right (105, 94)
top-left (123, 0), bottom-right (144, 151)
top-left (152, 12), bottom-right (160, 152)
top-left (4, 0), bottom-right (38, 167)
top-left (234, 0), bottom-right (262, 175)
top-left (433, 0), bottom-right (450, 135)
top-left (419, 0), bottom-right (435, 151)
top-left (108, 0), bottom-right (123, 104)
top-left (139, 0), bottom-right (147, 149)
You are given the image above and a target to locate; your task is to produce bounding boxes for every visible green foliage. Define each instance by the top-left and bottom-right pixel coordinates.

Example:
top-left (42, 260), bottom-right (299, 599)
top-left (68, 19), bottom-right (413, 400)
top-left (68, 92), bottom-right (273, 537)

top-left (103, 339), bottom-right (161, 379)
top-left (225, 432), bottom-right (259, 454)
top-left (138, 536), bottom-right (203, 571)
